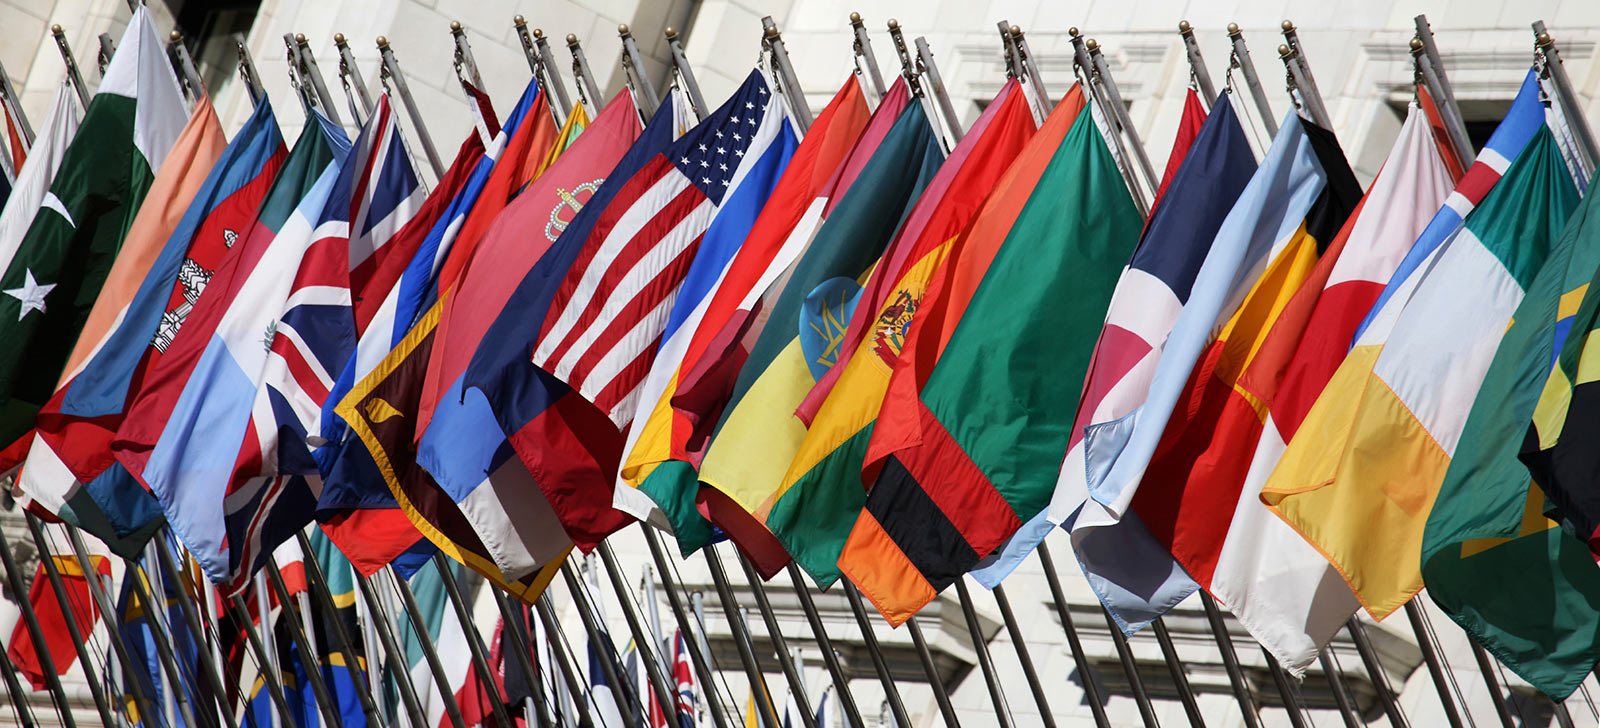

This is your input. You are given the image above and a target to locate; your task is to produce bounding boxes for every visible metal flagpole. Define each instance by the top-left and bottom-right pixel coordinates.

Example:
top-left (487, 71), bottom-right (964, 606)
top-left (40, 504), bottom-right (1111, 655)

top-left (1034, 544), bottom-right (1112, 728)
top-left (849, 12), bottom-right (887, 99)
top-left (376, 36), bottom-right (446, 178)
top-left (50, 521), bottom-right (165, 728)
top-left (0, 519), bottom-right (96, 728)
top-left (884, 20), bottom-right (920, 97)
top-left (1228, 24), bottom-right (1278, 136)
top-left (293, 33), bottom-right (343, 126)
top-left (125, 550), bottom-right (210, 728)
top-left (50, 25), bottom-right (91, 109)
top-left (997, 21), bottom-right (1024, 83)
top-left (235, 34), bottom-right (267, 108)
top-left (665, 27), bottom-right (708, 119)
top-left (904, 617), bottom-right (959, 727)
top-left (914, 37), bottom-right (963, 144)
top-left (1150, 618), bottom-right (1206, 727)
top-left (96, 33), bottom-right (115, 76)
top-left (601, 545), bottom-right (689, 725)
top-left (691, 590), bottom-right (718, 724)
top-left (1410, 42), bottom-right (1460, 160)
top-left (353, 569), bottom-right (432, 728)
top-left (334, 33), bottom-right (374, 116)
top-left (449, 21), bottom-right (484, 89)
top-left (731, 552), bottom-right (817, 728)
top-left (560, 560), bottom-right (649, 726)
top-left (429, 554), bottom-right (517, 728)
top-left (168, 31), bottom-right (206, 103)
top-left (1198, 592), bottom-right (1263, 728)
top-left (840, 581), bottom-right (911, 728)
top-left (0, 610), bottom-right (39, 728)
top-left (697, 545), bottom-right (783, 728)
top-left (515, 17), bottom-right (573, 118)
top-left (227, 595), bottom-right (301, 728)
top-left (0, 58), bottom-right (35, 144)
top-left (492, 589), bottom-right (559, 728)
top-left (534, 596), bottom-right (597, 728)
top-left (1101, 609), bottom-right (1159, 728)
top-left (618, 24), bottom-right (660, 120)
top-left (1262, 649), bottom-right (1309, 728)
top-left (1467, 641), bottom-right (1517, 728)
top-left (282, 34), bottom-right (316, 117)
top-left (263, 557), bottom-right (352, 728)
top-left (285, 532), bottom-right (382, 726)
top-left (1068, 29), bottom-right (1149, 218)
top-left (954, 580), bottom-right (1014, 728)
top-left (1179, 20), bottom-right (1219, 103)
top-left (1402, 601), bottom-right (1467, 728)
top-left (1010, 25), bottom-right (1052, 108)
top-left (784, 565), bottom-right (865, 728)
top-left (1413, 17), bottom-right (1475, 165)
top-left (1535, 23), bottom-right (1600, 173)
top-left (1317, 650), bottom-right (1362, 728)
top-left (991, 584), bottom-right (1056, 728)
top-left (1085, 37), bottom-right (1160, 195)
top-left (1278, 21), bottom-right (1332, 129)
top-left (567, 35), bottom-right (605, 118)
top-left (1346, 618), bottom-right (1410, 728)
top-left (641, 531), bottom-right (734, 728)
top-left (762, 17), bottom-right (814, 131)
top-left (387, 566), bottom-right (473, 728)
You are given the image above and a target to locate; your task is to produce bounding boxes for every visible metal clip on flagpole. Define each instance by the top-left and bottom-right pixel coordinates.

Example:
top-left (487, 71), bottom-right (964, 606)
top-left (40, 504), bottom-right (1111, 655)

top-left (448, 21), bottom-right (484, 90)
top-left (885, 19), bottom-right (920, 97)
top-left (51, 26), bottom-right (91, 109)
top-left (1179, 21), bottom-right (1218, 104)
top-left (334, 33), bottom-right (374, 122)
top-left (1279, 21), bottom-right (1332, 128)
top-left (849, 12), bottom-right (887, 99)
top-left (1086, 38), bottom-right (1161, 196)
top-left (1536, 23), bottom-right (1600, 174)
top-left (235, 33), bottom-right (266, 109)
top-left (784, 564), bottom-right (866, 728)
top-left (618, 24), bottom-right (660, 120)
top-left (1035, 544), bottom-right (1113, 728)
top-left (567, 34), bottom-right (604, 117)
top-left (730, 552), bottom-right (818, 728)
top-left (915, 36), bottom-right (964, 144)
top-left (1070, 30), bottom-right (1149, 218)
top-left (762, 17), bottom-right (813, 132)
top-left (283, 34), bottom-right (316, 116)
top-left (1012, 25), bottom-right (1052, 108)
top-left (665, 27), bottom-right (709, 118)
top-left (998, 20), bottom-right (1024, 80)
top-left (1414, 16), bottom-right (1476, 165)
top-left (225, 594), bottom-right (302, 728)
top-left (169, 31), bottom-right (207, 103)
top-left (293, 33), bottom-right (343, 126)
top-left (97, 33), bottom-right (116, 76)
top-left (0, 520), bottom-right (98, 728)
top-left (1228, 24), bottom-right (1278, 136)
top-left (698, 545), bottom-right (783, 728)
top-left (841, 580), bottom-right (913, 728)
top-left (376, 35), bottom-right (446, 178)
top-left (515, 18), bottom-right (572, 124)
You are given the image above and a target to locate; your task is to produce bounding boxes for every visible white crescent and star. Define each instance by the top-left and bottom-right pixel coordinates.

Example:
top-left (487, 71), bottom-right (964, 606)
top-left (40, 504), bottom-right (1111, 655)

top-left (3, 269), bottom-right (55, 321)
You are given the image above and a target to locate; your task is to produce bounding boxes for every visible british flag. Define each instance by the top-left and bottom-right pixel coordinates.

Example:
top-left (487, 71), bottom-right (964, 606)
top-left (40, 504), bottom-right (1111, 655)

top-left (531, 70), bottom-right (775, 426)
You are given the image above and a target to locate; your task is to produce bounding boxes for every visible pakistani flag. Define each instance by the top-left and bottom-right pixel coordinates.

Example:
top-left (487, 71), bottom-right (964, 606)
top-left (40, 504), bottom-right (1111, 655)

top-left (0, 6), bottom-right (187, 450)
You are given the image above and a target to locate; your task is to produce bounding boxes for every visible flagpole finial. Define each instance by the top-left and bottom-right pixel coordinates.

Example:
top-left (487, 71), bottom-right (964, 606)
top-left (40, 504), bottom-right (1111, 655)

top-left (450, 20), bottom-right (462, 33)
top-left (850, 11), bottom-right (862, 25)
top-left (1010, 25), bottom-right (1023, 38)
top-left (618, 23), bottom-right (631, 37)
top-left (169, 29), bottom-right (182, 44)
top-left (51, 24), bottom-right (62, 36)
top-left (1537, 31), bottom-right (1554, 48)
top-left (566, 33), bottom-right (578, 47)
top-left (1281, 20), bottom-right (1296, 32)
top-left (1085, 38), bottom-right (1099, 52)
top-left (513, 15), bottom-right (525, 28)
top-left (334, 32), bottom-right (345, 43)
top-left (1178, 20), bottom-right (1192, 33)
top-left (532, 27), bottom-right (544, 39)
top-left (294, 32), bottom-right (306, 45)
top-left (1278, 43), bottom-right (1293, 58)
top-left (376, 35), bottom-right (389, 49)
top-left (1409, 37), bottom-right (1424, 53)
top-left (886, 18), bottom-right (899, 30)
top-left (1068, 26), bottom-right (1080, 38)
top-left (1228, 22), bottom-right (1241, 36)
top-left (664, 26), bottom-right (677, 40)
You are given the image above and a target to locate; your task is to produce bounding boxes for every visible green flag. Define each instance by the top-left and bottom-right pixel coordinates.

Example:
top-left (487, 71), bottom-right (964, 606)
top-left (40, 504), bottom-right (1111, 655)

top-left (0, 7), bottom-right (186, 449)
top-left (1421, 127), bottom-right (1593, 699)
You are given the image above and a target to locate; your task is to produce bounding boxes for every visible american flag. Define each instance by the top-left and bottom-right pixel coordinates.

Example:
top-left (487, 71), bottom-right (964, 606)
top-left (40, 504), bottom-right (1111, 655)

top-left (531, 71), bottom-right (774, 425)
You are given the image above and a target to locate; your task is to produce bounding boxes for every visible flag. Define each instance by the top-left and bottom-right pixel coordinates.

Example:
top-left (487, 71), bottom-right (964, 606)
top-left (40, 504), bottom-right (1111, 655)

top-left (1424, 129), bottom-right (1593, 699)
top-left (117, 543), bottom-right (206, 727)
top-left (771, 80), bottom-right (1038, 587)
top-left (589, 626), bottom-right (627, 728)
top-left (0, 83), bottom-right (76, 305)
top-left (23, 97), bottom-right (275, 546)
top-left (840, 87), bottom-right (1129, 623)
top-left (619, 78), bottom-right (862, 539)
top-left (6, 549), bottom-right (109, 690)
top-left (1138, 105), bottom-right (1450, 672)
top-left (1261, 70), bottom-right (1556, 620)
top-left (629, 79), bottom-right (906, 563)
top-left (694, 98), bottom-right (944, 577)
top-left (343, 91), bottom-right (634, 595)
top-left (395, 562), bottom-right (477, 728)
top-left (968, 94), bottom-right (1259, 589)
top-left (0, 7), bottom-right (187, 456)
top-left (3, 97), bottom-right (24, 174)
top-left (1151, 88), bottom-right (1207, 212)
top-left (112, 112), bottom-right (351, 594)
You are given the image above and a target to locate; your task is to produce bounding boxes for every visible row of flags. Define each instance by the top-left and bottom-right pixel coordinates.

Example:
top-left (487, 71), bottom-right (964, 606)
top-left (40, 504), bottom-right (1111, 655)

top-left (9, 5), bottom-right (1600, 721)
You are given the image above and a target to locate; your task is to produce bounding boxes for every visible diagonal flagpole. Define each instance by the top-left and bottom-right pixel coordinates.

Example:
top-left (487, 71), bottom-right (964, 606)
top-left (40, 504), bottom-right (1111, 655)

top-left (1227, 24), bottom-right (1278, 136)
top-left (226, 594), bottom-right (302, 728)
top-left (848, 12), bottom-right (887, 100)
top-left (49, 25), bottom-right (90, 109)
top-left (641, 529), bottom-right (734, 728)
top-left (618, 24), bottom-right (659, 120)
top-left (292, 33), bottom-right (343, 126)
top-left (566, 35), bottom-right (604, 120)
top-left (514, 16), bottom-right (573, 121)
top-left (263, 555), bottom-right (354, 728)
top-left (597, 544), bottom-right (691, 725)
top-left (700, 544), bottom-right (784, 728)
top-left (288, 532), bottom-right (384, 726)
top-left (385, 565), bottom-right (472, 728)
top-left (354, 567), bottom-right (432, 728)
top-left (1179, 21), bottom-right (1218, 104)
top-left (376, 35), bottom-right (445, 178)
top-left (429, 553), bottom-right (517, 728)
top-left (1035, 544), bottom-right (1113, 728)
top-left (534, 595), bottom-right (597, 728)
top-left (559, 559), bottom-right (648, 727)
top-left (783, 564), bottom-right (865, 728)
top-left (0, 519), bottom-right (97, 728)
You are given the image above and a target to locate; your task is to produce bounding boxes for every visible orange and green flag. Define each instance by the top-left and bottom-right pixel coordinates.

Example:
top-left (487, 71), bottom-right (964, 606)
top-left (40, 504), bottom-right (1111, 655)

top-left (767, 80), bottom-right (1039, 586)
